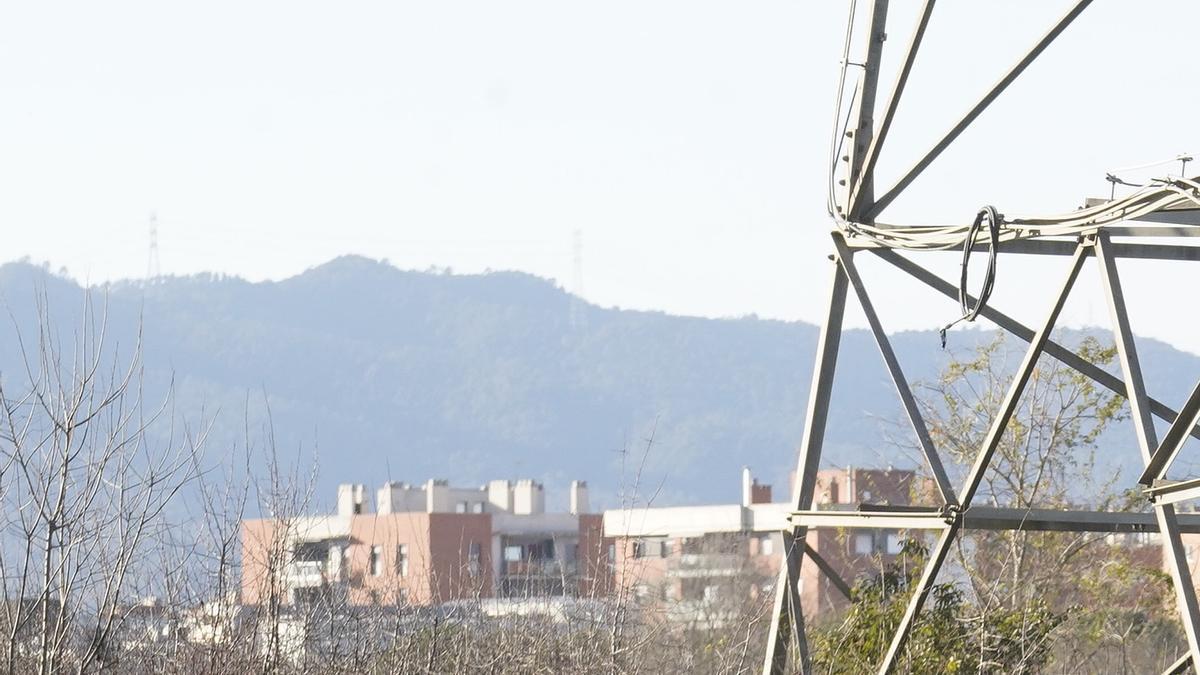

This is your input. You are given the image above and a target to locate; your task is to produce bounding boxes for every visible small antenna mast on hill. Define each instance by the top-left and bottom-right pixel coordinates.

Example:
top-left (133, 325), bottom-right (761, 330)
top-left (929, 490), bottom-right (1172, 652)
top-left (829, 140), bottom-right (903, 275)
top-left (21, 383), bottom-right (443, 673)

top-left (569, 229), bottom-right (587, 331)
top-left (147, 211), bottom-right (161, 281)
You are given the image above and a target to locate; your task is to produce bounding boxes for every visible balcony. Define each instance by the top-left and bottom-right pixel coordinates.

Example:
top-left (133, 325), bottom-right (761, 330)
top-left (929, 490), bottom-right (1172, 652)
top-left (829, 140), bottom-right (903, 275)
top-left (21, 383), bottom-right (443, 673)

top-left (503, 559), bottom-right (577, 577)
top-left (286, 560), bottom-right (342, 587)
top-left (667, 554), bottom-right (743, 579)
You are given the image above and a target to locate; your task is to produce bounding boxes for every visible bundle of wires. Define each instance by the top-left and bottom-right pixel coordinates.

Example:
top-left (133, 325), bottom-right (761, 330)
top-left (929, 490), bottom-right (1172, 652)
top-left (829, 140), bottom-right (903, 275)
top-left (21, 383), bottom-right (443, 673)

top-left (825, 4), bottom-right (1200, 252)
top-left (824, 3), bottom-right (1200, 345)
top-left (838, 177), bottom-right (1200, 252)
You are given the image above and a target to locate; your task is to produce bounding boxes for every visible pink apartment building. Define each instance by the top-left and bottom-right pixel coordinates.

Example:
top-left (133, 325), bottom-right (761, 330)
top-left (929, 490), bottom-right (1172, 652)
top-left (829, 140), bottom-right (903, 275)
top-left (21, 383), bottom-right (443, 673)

top-left (604, 466), bottom-right (921, 620)
top-left (242, 479), bottom-right (612, 607)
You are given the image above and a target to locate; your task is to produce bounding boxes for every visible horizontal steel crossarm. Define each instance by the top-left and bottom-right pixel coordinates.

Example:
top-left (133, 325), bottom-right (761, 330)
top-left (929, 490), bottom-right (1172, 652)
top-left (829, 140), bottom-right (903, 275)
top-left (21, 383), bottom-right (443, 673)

top-left (870, 247), bottom-right (1200, 443)
top-left (1118, 208), bottom-right (1200, 227)
top-left (1080, 197), bottom-right (1200, 228)
top-left (1104, 242), bottom-right (1200, 262)
top-left (1103, 225), bottom-right (1200, 237)
top-left (790, 506), bottom-right (1200, 534)
top-left (843, 236), bottom-right (1077, 256)
top-left (790, 508), bottom-right (946, 531)
top-left (1148, 478), bottom-right (1200, 506)
top-left (863, 0), bottom-right (1094, 220)
top-left (847, 234), bottom-right (1200, 261)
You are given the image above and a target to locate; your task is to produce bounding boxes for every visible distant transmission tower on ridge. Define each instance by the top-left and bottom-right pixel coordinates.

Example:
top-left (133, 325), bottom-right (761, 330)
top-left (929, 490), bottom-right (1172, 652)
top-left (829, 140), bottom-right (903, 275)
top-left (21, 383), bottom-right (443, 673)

top-left (146, 211), bottom-right (161, 281)
top-left (569, 229), bottom-right (587, 331)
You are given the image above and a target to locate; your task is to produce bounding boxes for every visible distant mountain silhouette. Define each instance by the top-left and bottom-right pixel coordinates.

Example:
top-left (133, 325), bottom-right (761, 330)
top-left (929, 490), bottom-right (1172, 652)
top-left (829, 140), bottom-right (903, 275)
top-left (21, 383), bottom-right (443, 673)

top-left (1, 257), bottom-right (1197, 509)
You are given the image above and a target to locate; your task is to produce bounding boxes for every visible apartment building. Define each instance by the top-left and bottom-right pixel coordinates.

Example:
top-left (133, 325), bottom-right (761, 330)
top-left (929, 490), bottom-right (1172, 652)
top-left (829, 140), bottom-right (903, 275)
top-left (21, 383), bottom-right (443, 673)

top-left (604, 466), bottom-right (920, 620)
top-left (242, 479), bottom-right (612, 607)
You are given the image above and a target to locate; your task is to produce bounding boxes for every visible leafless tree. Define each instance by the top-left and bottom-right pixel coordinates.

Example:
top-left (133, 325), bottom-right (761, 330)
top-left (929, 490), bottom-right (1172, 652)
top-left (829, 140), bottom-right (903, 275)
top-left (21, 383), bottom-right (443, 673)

top-left (0, 293), bottom-right (202, 674)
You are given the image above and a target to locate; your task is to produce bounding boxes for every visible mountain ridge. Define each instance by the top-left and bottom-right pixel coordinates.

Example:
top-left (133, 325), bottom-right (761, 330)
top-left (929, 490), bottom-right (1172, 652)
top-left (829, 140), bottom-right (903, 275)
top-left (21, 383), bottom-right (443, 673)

top-left (1, 256), bottom-right (1196, 509)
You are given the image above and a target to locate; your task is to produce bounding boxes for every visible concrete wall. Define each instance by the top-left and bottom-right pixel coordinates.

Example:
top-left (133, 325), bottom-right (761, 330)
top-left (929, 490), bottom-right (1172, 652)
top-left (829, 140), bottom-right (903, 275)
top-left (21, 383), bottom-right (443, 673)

top-left (376, 482), bottom-right (496, 515)
top-left (240, 519), bottom-right (279, 606)
top-left (814, 467), bottom-right (915, 507)
top-left (427, 513), bottom-right (494, 602)
top-left (347, 513), bottom-right (490, 605)
top-left (576, 513), bottom-right (613, 596)
top-left (493, 512), bottom-right (579, 536)
top-left (244, 511), bottom-right (493, 607)
top-left (604, 504), bottom-right (746, 538)
top-left (348, 513), bottom-right (433, 605)
top-left (376, 482), bottom-right (426, 514)
top-left (240, 515), bottom-right (352, 605)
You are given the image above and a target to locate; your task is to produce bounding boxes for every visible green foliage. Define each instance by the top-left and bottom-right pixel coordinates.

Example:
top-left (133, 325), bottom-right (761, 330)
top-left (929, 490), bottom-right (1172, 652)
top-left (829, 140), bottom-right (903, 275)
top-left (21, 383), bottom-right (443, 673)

top-left (926, 333), bottom-right (1127, 512)
top-left (811, 542), bottom-right (1062, 674)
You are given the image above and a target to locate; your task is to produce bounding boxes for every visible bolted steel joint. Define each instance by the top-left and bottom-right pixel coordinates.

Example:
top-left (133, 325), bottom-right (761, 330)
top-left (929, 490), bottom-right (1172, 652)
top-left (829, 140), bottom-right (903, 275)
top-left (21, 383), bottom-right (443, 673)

top-left (941, 503), bottom-right (964, 525)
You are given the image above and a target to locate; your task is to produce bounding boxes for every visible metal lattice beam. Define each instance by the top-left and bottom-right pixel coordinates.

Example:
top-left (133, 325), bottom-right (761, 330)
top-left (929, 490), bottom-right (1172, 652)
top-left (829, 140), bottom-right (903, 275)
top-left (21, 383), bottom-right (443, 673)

top-left (767, 233), bottom-right (1200, 674)
top-left (765, 5), bottom-right (1200, 673)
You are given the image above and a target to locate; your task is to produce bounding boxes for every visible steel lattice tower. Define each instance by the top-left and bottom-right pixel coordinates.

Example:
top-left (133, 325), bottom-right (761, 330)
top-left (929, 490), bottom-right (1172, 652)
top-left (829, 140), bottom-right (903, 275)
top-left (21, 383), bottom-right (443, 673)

top-left (764, 2), bottom-right (1200, 673)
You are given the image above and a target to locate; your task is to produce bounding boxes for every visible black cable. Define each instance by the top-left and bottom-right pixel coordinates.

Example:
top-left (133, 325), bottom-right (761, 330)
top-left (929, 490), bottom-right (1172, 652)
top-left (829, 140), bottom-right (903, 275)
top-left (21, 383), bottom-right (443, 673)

top-left (940, 206), bottom-right (1001, 348)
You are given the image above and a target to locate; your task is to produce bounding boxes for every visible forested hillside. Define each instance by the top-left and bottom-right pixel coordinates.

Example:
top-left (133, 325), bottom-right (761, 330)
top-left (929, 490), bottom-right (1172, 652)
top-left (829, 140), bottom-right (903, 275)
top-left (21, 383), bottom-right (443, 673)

top-left (1, 257), bottom-right (1195, 509)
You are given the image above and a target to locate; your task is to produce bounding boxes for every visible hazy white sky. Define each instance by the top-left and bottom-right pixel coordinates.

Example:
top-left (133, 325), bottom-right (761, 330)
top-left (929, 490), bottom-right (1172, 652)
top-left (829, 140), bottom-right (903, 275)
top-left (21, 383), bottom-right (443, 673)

top-left (3, 2), bottom-right (1199, 353)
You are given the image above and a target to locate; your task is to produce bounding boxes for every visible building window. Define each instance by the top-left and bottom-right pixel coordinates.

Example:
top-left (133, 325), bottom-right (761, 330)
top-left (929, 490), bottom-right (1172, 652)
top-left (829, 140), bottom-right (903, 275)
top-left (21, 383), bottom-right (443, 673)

top-left (662, 539), bottom-right (674, 558)
top-left (854, 533), bottom-right (874, 555)
top-left (469, 541), bottom-right (481, 577)
top-left (759, 534), bottom-right (774, 556)
top-left (293, 587), bottom-right (324, 606)
top-left (504, 545), bottom-right (522, 562)
top-left (370, 545), bottom-right (383, 576)
top-left (456, 501), bottom-right (468, 514)
top-left (632, 538), bottom-right (664, 559)
top-left (885, 533), bottom-right (904, 555)
top-left (472, 502), bottom-right (484, 514)
top-left (607, 543), bottom-right (616, 571)
top-left (398, 588), bottom-right (408, 604)
top-left (294, 541), bottom-right (327, 562)
top-left (396, 544), bottom-right (409, 577)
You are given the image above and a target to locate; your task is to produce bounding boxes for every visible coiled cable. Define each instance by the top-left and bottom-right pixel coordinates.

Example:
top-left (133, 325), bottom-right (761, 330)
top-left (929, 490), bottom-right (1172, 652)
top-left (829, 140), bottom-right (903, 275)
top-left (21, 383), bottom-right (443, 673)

top-left (940, 205), bottom-right (1001, 347)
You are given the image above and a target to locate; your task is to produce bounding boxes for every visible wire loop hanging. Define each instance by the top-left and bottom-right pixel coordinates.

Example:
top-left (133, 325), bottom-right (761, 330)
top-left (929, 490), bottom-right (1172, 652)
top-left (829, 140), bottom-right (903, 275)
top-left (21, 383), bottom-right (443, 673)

top-left (940, 205), bottom-right (1001, 347)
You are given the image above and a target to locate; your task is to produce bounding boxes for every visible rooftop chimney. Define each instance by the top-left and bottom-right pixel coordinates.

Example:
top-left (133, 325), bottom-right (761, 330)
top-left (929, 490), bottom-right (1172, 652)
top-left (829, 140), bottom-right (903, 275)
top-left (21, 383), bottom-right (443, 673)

top-left (513, 479), bottom-right (544, 515)
top-left (569, 480), bottom-right (590, 515)
top-left (337, 484), bottom-right (369, 516)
